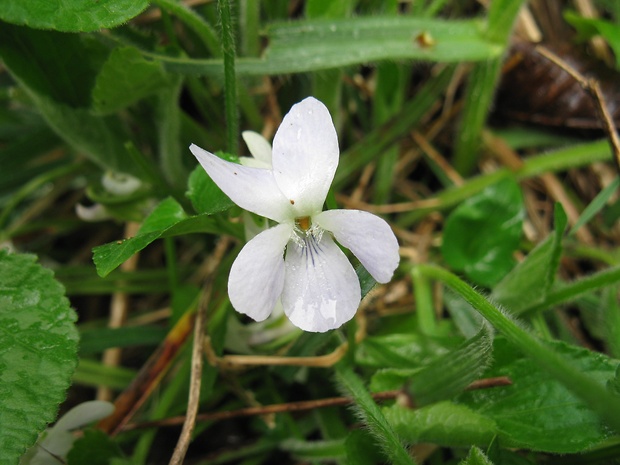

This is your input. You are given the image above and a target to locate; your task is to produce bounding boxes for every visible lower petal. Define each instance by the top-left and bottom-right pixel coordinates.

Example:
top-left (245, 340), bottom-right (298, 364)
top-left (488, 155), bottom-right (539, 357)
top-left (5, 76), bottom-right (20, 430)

top-left (315, 210), bottom-right (399, 283)
top-left (282, 234), bottom-right (361, 332)
top-left (228, 223), bottom-right (293, 322)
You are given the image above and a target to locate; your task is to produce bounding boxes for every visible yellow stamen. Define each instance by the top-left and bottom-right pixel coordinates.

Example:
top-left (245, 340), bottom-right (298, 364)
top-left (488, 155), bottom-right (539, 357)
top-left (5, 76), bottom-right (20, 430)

top-left (296, 216), bottom-right (311, 231)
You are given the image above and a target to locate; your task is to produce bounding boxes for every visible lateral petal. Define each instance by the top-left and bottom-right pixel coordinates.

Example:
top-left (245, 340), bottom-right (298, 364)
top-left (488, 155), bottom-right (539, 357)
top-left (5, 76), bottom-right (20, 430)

top-left (228, 223), bottom-right (293, 322)
top-left (315, 210), bottom-right (399, 283)
top-left (190, 143), bottom-right (293, 222)
top-left (272, 97), bottom-right (339, 216)
top-left (282, 234), bottom-right (361, 332)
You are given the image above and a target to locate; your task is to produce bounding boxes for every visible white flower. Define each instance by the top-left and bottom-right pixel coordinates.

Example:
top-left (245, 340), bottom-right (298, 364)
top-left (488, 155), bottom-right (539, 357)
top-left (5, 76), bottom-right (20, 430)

top-left (189, 97), bottom-right (399, 332)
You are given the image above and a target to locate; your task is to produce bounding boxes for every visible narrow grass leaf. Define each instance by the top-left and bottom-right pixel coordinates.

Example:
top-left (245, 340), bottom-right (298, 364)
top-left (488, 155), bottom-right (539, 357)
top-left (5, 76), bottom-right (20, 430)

top-left (152, 17), bottom-right (501, 76)
top-left (570, 177), bottom-right (620, 236)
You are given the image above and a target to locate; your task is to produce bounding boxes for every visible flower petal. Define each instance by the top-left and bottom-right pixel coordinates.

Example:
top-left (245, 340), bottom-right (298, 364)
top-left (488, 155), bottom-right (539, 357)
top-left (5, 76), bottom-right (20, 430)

top-left (315, 210), bottom-right (399, 283)
top-left (229, 223), bottom-right (293, 322)
top-left (242, 131), bottom-right (272, 165)
top-left (282, 234), bottom-right (361, 332)
top-left (271, 97), bottom-right (339, 216)
top-left (190, 143), bottom-right (293, 222)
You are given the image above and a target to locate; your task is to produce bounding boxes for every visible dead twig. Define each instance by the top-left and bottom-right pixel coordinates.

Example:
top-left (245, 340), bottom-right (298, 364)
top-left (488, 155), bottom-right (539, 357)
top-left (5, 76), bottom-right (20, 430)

top-left (535, 45), bottom-right (620, 175)
top-left (123, 376), bottom-right (512, 431)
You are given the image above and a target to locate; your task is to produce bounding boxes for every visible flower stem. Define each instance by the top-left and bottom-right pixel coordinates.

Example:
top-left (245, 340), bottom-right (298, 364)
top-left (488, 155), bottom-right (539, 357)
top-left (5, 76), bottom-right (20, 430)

top-left (416, 263), bottom-right (620, 433)
top-left (217, 0), bottom-right (239, 155)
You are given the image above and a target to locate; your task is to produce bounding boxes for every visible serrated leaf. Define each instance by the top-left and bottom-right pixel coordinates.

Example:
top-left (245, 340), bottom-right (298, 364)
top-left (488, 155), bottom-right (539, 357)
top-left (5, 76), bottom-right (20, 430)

top-left (0, 0), bottom-right (148, 32)
top-left (92, 47), bottom-right (173, 115)
top-left (384, 401), bottom-right (498, 448)
top-left (460, 446), bottom-right (494, 465)
top-left (492, 203), bottom-right (567, 314)
top-left (0, 251), bottom-right (78, 465)
top-left (92, 197), bottom-right (229, 277)
top-left (186, 164), bottom-right (235, 215)
top-left (460, 338), bottom-right (616, 453)
top-left (67, 429), bottom-right (123, 465)
top-left (409, 326), bottom-right (493, 406)
top-left (442, 177), bottom-right (524, 287)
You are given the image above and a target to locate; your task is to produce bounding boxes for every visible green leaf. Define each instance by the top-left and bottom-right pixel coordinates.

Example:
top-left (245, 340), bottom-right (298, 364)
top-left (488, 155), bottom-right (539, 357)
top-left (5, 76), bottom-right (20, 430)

top-left (442, 177), bottom-right (524, 287)
top-left (92, 197), bottom-right (227, 277)
top-left (460, 338), bottom-right (616, 453)
top-left (408, 326), bottom-right (493, 406)
top-left (0, 23), bottom-right (103, 108)
top-left (0, 24), bottom-right (138, 175)
top-left (565, 11), bottom-right (620, 69)
top-left (460, 446), bottom-right (495, 465)
top-left (152, 17), bottom-right (503, 76)
top-left (0, 251), bottom-right (78, 464)
top-left (186, 164), bottom-right (234, 215)
top-left (0, 0), bottom-right (148, 32)
top-left (78, 326), bottom-right (168, 355)
top-left (67, 429), bottom-right (123, 465)
top-left (570, 177), bottom-right (620, 236)
top-left (92, 47), bottom-right (173, 115)
top-left (492, 203), bottom-right (568, 314)
top-left (384, 401), bottom-right (498, 448)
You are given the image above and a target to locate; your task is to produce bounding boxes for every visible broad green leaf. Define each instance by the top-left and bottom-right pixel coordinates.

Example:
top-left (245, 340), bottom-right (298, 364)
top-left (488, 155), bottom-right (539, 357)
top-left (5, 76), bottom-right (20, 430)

top-left (92, 47), bottom-right (173, 115)
top-left (460, 446), bottom-right (494, 465)
top-left (442, 177), bottom-right (524, 287)
top-left (384, 401), bottom-right (498, 448)
top-left (92, 197), bottom-right (231, 277)
top-left (186, 164), bottom-right (234, 215)
top-left (460, 338), bottom-right (616, 453)
top-left (0, 0), bottom-right (148, 32)
top-left (0, 251), bottom-right (78, 465)
top-left (0, 24), bottom-right (137, 175)
top-left (152, 17), bottom-right (503, 76)
top-left (492, 203), bottom-right (568, 314)
top-left (0, 23), bottom-right (102, 107)
top-left (67, 430), bottom-right (123, 465)
top-left (335, 365), bottom-right (416, 465)
top-left (356, 333), bottom-right (457, 369)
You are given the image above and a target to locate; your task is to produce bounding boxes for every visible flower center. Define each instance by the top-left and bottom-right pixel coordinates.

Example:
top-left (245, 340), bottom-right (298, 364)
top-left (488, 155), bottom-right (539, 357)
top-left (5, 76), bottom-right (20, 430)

top-left (291, 216), bottom-right (324, 248)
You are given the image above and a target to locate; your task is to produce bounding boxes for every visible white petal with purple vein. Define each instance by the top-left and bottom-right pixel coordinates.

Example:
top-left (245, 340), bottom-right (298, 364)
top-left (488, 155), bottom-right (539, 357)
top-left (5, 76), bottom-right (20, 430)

top-left (281, 234), bottom-right (361, 332)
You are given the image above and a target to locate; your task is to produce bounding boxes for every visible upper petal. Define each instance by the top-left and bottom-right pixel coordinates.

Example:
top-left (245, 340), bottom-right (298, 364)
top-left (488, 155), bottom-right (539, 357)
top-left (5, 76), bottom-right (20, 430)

top-left (190, 144), bottom-right (294, 222)
top-left (229, 223), bottom-right (293, 322)
top-left (271, 97), bottom-right (339, 216)
top-left (242, 131), bottom-right (273, 165)
top-left (315, 210), bottom-right (399, 283)
top-left (281, 234), bottom-right (361, 332)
